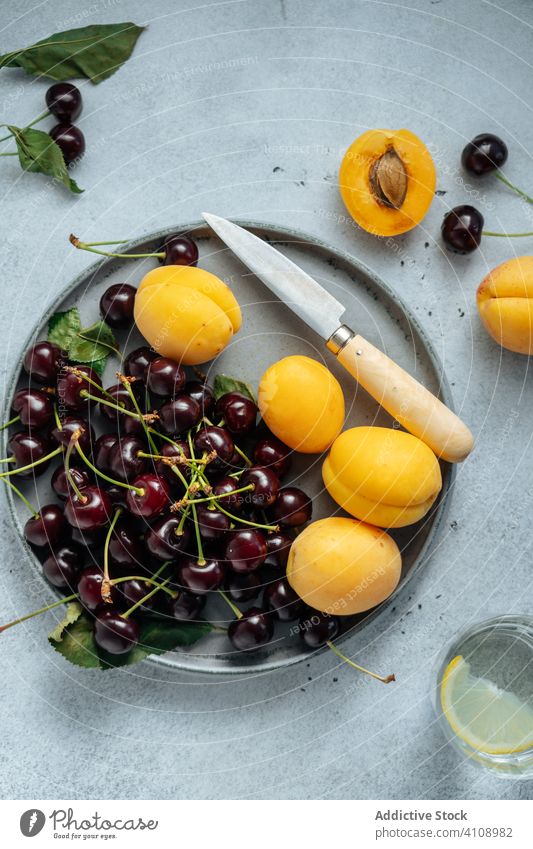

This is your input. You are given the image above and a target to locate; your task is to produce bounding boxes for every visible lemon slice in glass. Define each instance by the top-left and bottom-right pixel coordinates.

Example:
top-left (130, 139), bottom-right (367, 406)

top-left (440, 655), bottom-right (533, 755)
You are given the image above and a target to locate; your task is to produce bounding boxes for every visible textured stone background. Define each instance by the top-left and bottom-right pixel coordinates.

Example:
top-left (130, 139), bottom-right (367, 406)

top-left (0, 0), bottom-right (532, 800)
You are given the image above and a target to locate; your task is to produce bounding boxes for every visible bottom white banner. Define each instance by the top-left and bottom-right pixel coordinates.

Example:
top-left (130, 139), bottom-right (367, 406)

top-left (1, 799), bottom-right (531, 848)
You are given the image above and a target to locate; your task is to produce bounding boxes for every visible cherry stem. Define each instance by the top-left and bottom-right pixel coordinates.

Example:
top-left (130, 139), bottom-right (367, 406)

top-left (122, 562), bottom-right (171, 619)
top-left (218, 590), bottom-right (243, 619)
top-left (118, 374), bottom-right (158, 453)
top-left (112, 574), bottom-right (175, 598)
top-left (79, 390), bottom-right (141, 419)
top-left (0, 456), bottom-right (15, 464)
top-left (53, 404), bottom-right (62, 430)
top-left (326, 641), bottom-right (395, 684)
top-left (1, 477), bottom-right (39, 518)
top-left (0, 414), bottom-right (20, 431)
top-left (495, 172), bottom-right (533, 206)
top-left (0, 591), bottom-right (79, 633)
top-left (65, 368), bottom-right (117, 402)
top-left (233, 443), bottom-right (253, 467)
top-left (70, 234), bottom-right (165, 261)
top-left (186, 435), bottom-right (207, 565)
top-left (74, 440), bottom-right (144, 495)
top-left (186, 483), bottom-right (254, 505)
top-left (216, 500), bottom-right (278, 532)
top-left (0, 445), bottom-right (62, 478)
top-left (65, 430), bottom-right (87, 502)
top-left (0, 110), bottom-right (49, 144)
top-left (102, 508), bottom-right (122, 602)
top-left (483, 230), bottom-right (533, 238)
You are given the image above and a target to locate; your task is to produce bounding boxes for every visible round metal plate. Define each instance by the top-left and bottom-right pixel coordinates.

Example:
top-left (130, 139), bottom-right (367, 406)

top-left (3, 221), bottom-right (454, 674)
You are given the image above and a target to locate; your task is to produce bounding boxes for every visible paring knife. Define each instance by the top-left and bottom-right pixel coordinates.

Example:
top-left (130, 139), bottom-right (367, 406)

top-left (202, 213), bottom-right (474, 463)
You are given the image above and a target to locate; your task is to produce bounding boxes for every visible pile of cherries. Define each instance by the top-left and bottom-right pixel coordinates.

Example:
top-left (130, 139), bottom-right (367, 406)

top-left (2, 282), bottom-right (341, 659)
top-left (46, 82), bottom-right (86, 166)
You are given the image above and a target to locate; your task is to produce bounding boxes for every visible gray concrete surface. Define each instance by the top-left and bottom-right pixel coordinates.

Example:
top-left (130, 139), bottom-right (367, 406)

top-left (1, 0), bottom-right (532, 800)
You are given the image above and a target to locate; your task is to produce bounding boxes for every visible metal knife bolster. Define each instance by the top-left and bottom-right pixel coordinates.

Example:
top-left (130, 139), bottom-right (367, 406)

top-left (326, 325), bottom-right (355, 355)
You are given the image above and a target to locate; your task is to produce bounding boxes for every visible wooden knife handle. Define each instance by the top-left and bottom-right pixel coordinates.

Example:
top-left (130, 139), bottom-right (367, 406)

top-left (330, 331), bottom-right (474, 463)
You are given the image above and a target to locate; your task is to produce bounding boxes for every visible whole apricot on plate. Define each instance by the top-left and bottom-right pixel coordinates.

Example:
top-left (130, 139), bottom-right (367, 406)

top-left (287, 517), bottom-right (401, 616)
top-left (134, 266), bottom-right (241, 365)
top-left (258, 355), bottom-right (345, 453)
top-left (322, 426), bottom-right (442, 528)
top-left (477, 256), bottom-right (533, 354)
top-left (339, 128), bottom-right (436, 236)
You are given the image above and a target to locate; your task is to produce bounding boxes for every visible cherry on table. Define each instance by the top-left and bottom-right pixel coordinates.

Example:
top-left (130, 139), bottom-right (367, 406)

top-left (300, 612), bottom-right (340, 648)
top-left (51, 465), bottom-right (90, 500)
top-left (253, 437), bottom-right (291, 477)
top-left (179, 557), bottom-right (225, 594)
top-left (64, 485), bottom-right (112, 531)
top-left (8, 432), bottom-right (51, 476)
top-left (272, 487), bottom-right (312, 527)
top-left (99, 283), bottom-right (136, 328)
top-left (46, 82), bottom-right (82, 122)
top-left (126, 474), bottom-right (169, 518)
top-left (24, 341), bottom-right (67, 384)
top-left (94, 433), bottom-right (118, 473)
top-left (462, 133), bottom-right (508, 176)
top-left (170, 590), bottom-right (206, 621)
top-left (265, 530), bottom-right (293, 569)
top-left (146, 357), bottom-right (186, 397)
top-left (441, 205), bottom-right (484, 253)
top-left (163, 234), bottom-right (199, 267)
top-left (43, 543), bottom-right (84, 589)
top-left (241, 466), bottom-right (280, 508)
top-left (215, 392), bottom-right (257, 435)
top-left (51, 416), bottom-right (95, 455)
top-left (225, 529), bottom-right (267, 573)
top-left (124, 346), bottom-right (158, 381)
top-left (57, 366), bottom-right (102, 410)
top-left (159, 395), bottom-right (201, 435)
top-left (228, 607), bottom-right (273, 651)
top-left (263, 578), bottom-right (305, 621)
top-left (49, 123), bottom-right (85, 165)
top-left (194, 426), bottom-right (234, 469)
top-left (24, 504), bottom-right (67, 548)
top-left (108, 435), bottom-right (147, 483)
top-left (12, 388), bottom-right (54, 430)
top-left (185, 380), bottom-right (215, 416)
top-left (78, 565), bottom-right (104, 610)
top-left (145, 514), bottom-right (190, 561)
top-left (93, 608), bottom-right (140, 655)
top-left (195, 504), bottom-right (231, 541)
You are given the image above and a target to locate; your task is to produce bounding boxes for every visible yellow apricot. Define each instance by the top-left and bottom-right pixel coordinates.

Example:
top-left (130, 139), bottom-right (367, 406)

top-left (134, 266), bottom-right (241, 365)
top-left (322, 426), bottom-right (442, 528)
top-left (477, 256), bottom-right (533, 354)
top-left (257, 355), bottom-right (345, 453)
top-left (287, 517), bottom-right (401, 616)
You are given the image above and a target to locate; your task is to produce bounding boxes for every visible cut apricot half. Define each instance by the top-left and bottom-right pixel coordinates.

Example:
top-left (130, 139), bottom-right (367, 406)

top-left (339, 128), bottom-right (436, 236)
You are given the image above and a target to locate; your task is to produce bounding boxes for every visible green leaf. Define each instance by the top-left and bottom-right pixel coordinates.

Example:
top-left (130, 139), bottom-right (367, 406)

top-left (8, 125), bottom-right (82, 193)
top-left (213, 374), bottom-right (256, 403)
top-left (68, 320), bottom-right (118, 364)
top-left (48, 307), bottom-right (81, 350)
top-left (48, 602), bottom-right (82, 642)
top-left (0, 23), bottom-right (145, 83)
top-left (49, 611), bottom-right (212, 669)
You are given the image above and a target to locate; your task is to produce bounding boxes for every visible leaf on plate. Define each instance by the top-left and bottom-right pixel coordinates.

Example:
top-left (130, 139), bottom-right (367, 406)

top-left (48, 601), bottom-right (83, 642)
top-left (213, 374), bottom-right (256, 403)
top-left (0, 23), bottom-right (145, 83)
top-left (48, 306), bottom-right (81, 350)
top-left (8, 125), bottom-right (83, 193)
top-left (68, 320), bottom-right (118, 364)
top-left (49, 611), bottom-right (213, 669)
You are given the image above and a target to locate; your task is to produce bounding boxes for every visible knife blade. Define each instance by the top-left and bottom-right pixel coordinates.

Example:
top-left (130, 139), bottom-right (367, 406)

top-left (202, 212), bottom-right (474, 462)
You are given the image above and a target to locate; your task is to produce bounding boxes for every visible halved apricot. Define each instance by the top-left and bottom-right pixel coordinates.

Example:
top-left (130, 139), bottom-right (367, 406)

top-left (339, 128), bottom-right (436, 236)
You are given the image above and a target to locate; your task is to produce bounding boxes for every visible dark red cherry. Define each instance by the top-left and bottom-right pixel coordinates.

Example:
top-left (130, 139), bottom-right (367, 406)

top-left (51, 465), bottom-right (90, 500)
top-left (99, 283), bottom-right (136, 328)
top-left (8, 432), bottom-right (51, 476)
top-left (241, 466), bottom-right (280, 508)
top-left (163, 234), bottom-right (199, 266)
top-left (441, 205), bottom-right (484, 254)
top-left (179, 557), bottom-right (225, 594)
top-left (64, 486), bottom-right (112, 530)
top-left (145, 515), bottom-right (190, 561)
top-left (265, 531), bottom-right (293, 569)
top-left (124, 346), bottom-right (158, 381)
top-left (24, 504), bottom-right (67, 548)
top-left (300, 612), bottom-right (340, 648)
top-left (49, 123), bottom-right (85, 164)
top-left (78, 566), bottom-right (105, 610)
top-left (253, 437), bottom-right (292, 477)
top-left (228, 607), bottom-right (273, 651)
top-left (71, 526), bottom-right (105, 549)
top-left (51, 416), bottom-right (95, 455)
top-left (184, 381), bottom-right (215, 416)
top-left (225, 529), bottom-right (267, 573)
top-left (46, 82), bottom-right (82, 121)
top-left (195, 504), bottom-right (230, 541)
top-left (263, 578), bottom-right (305, 621)
top-left (170, 591), bottom-right (205, 621)
top-left (94, 608), bottom-right (140, 655)
top-left (272, 487), bottom-right (312, 527)
top-left (99, 383), bottom-right (142, 426)
top-left (108, 436), bottom-right (147, 483)
top-left (212, 476), bottom-right (245, 512)
top-left (42, 543), bottom-right (84, 589)
top-left (462, 133), bottom-right (508, 176)
top-left (108, 517), bottom-right (144, 569)
top-left (94, 433), bottom-right (118, 474)
top-left (215, 392), bottom-right (257, 435)
top-left (159, 395), bottom-right (201, 435)
top-left (106, 485), bottom-right (129, 509)
top-left (154, 440), bottom-right (191, 484)
top-left (225, 571), bottom-right (261, 603)
top-left (126, 474), bottom-right (169, 518)
top-left (57, 366), bottom-right (102, 410)
top-left (193, 426), bottom-right (234, 469)
top-left (23, 341), bottom-right (67, 383)
top-left (112, 578), bottom-right (153, 611)
top-left (12, 388), bottom-right (53, 429)
top-left (146, 357), bottom-right (186, 396)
